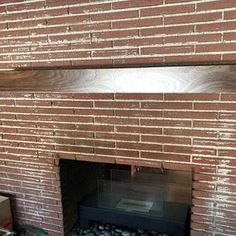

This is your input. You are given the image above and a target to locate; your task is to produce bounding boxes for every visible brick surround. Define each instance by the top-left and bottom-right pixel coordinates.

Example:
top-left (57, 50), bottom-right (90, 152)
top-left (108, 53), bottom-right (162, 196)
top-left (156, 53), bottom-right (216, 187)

top-left (0, 0), bottom-right (236, 236)
top-left (0, 92), bottom-right (236, 235)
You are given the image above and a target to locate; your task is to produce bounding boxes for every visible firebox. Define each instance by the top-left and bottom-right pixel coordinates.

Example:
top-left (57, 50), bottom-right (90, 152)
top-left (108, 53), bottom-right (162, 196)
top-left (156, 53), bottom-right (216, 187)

top-left (60, 160), bottom-right (192, 236)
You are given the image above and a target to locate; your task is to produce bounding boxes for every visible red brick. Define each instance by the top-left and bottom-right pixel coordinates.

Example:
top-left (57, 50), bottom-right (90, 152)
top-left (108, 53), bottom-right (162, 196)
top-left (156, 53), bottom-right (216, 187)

top-left (224, 9), bottom-right (236, 20)
top-left (0, 99), bottom-right (14, 105)
top-left (4, 147), bottom-right (38, 156)
top-left (223, 53), bottom-right (236, 62)
top-left (141, 135), bottom-right (191, 145)
top-left (141, 151), bottom-right (190, 163)
top-left (15, 100), bottom-right (51, 106)
top-left (75, 139), bottom-right (115, 148)
top-left (115, 93), bottom-right (163, 100)
top-left (93, 29), bottom-right (139, 40)
top-left (141, 101), bottom-right (192, 109)
top-left (164, 111), bottom-right (217, 119)
top-left (165, 54), bottom-right (222, 64)
top-left (0, 127), bottom-right (17, 133)
top-left (71, 21), bottom-right (111, 33)
top-left (112, 0), bottom-right (162, 9)
top-left (49, 33), bottom-right (90, 43)
top-left (46, 0), bottom-right (88, 7)
top-left (219, 130), bottom-right (236, 140)
top-left (197, 43), bottom-right (236, 53)
top-left (55, 130), bottom-right (93, 138)
top-left (69, 3), bottom-right (111, 14)
top-left (95, 148), bottom-right (139, 158)
top-left (113, 34), bottom-right (158, 47)
top-left (113, 57), bottom-right (164, 65)
top-left (164, 145), bottom-right (216, 156)
top-left (196, 21), bottom-right (236, 33)
top-left (165, 0), bottom-right (194, 3)
top-left (55, 145), bottom-right (94, 154)
top-left (34, 108), bottom-right (74, 114)
top-left (117, 142), bottom-right (162, 151)
top-left (92, 49), bottom-right (138, 58)
top-left (71, 41), bottom-right (112, 50)
top-left (112, 17), bottom-right (162, 29)
top-left (165, 33), bottom-right (221, 44)
top-left (8, 19), bottom-right (47, 29)
top-left (197, 0), bottom-right (236, 11)
top-left (32, 42), bottom-right (70, 52)
top-left (194, 121), bottom-right (236, 130)
top-left (74, 93), bottom-right (114, 100)
top-left (95, 101), bottom-right (139, 109)
top-left (50, 51), bottom-right (91, 60)
top-left (195, 102), bottom-right (236, 111)
top-left (194, 138), bottom-right (236, 148)
top-left (76, 124), bottom-right (114, 132)
top-left (95, 132), bottom-right (139, 142)
top-left (116, 126), bottom-right (162, 135)
top-left (71, 59), bottom-right (113, 67)
top-left (221, 93), bottom-right (236, 101)
top-left (75, 109), bottom-right (114, 116)
top-left (7, 1), bottom-right (45, 12)
top-left (47, 15), bottom-right (90, 26)
top-left (94, 117), bottom-right (139, 125)
top-left (140, 119), bottom-right (191, 128)
top-left (141, 4), bottom-right (194, 16)
top-left (17, 128), bottom-right (53, 136)
top-left (2, 120), bottom-right (36, 128)
top-left (16, 114), bottom-right (53, 122)
top-left (91, 10), bottom-right (139, 21)
top-left (115, 109), bottom-right (163, 118)
top-left (218, 149), bottom-right (236, 157)
top-left (52, 101), bottom-right (93, 107)
top-left (223, 32), bottom-right (236, 41)
top-left (141, 45), bottom-right (194, 55)
top-left (164, 128), bottom-right (218, 138)
top-left (165, 12), bottom-right (221, 25)
top-left (164, 94), bottom-right (219, 101)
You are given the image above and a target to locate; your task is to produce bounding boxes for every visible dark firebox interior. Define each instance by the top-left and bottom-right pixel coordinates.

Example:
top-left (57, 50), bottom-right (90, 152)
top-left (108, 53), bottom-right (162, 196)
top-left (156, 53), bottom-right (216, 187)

top-left (60, 159), bottom-right (130, 235)
top-left (60, 160), bottom-right (192, 236)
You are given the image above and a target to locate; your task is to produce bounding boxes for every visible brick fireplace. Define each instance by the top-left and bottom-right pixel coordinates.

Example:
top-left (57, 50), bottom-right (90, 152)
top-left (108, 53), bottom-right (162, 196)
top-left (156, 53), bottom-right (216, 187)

top-left (0, 91), bottom-right (236, 235)
top-left (0, 0), bottom-right (236, 235)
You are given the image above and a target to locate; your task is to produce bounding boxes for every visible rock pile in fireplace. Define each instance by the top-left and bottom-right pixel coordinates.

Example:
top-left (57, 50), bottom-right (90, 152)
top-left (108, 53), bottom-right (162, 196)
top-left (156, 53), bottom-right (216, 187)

top-left (69, 222), bottom-right (170, 236)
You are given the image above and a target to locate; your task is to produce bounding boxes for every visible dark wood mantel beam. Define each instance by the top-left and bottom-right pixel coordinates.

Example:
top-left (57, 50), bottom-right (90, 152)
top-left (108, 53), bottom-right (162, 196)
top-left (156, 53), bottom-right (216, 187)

top-left (0, 65), bottom-right (235, 92)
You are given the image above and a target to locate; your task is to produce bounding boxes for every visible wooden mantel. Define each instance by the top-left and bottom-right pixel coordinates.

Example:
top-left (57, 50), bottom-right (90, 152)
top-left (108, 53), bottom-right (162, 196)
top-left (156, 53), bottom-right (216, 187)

top-left (0, 65), bottom-right (235, 92)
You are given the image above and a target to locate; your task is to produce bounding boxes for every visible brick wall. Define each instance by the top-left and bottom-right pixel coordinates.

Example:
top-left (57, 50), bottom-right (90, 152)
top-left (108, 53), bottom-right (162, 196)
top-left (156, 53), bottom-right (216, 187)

top-left (0, 92), bottom-right (236, 235)
top-left (0, 0), bottom-right (236, 70)
top-left (1, 1), bottom-right (236, 236)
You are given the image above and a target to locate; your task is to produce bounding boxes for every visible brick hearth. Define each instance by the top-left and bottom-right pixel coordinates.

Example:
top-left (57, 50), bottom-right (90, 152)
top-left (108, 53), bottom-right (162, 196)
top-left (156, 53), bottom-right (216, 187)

top-left (0, 92), bottom-right (235, 235)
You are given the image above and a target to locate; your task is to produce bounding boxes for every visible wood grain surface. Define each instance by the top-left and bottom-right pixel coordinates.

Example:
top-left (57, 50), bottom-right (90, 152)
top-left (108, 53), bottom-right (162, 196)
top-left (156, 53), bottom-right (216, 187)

top-left (0, 65), bottom-right (235, 92)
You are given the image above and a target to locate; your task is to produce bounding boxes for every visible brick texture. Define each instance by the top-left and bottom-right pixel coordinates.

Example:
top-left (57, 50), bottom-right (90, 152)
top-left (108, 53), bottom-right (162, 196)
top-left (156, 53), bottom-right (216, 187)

top-left (0, 0), bottom-right (235, 70)
top-left (0, 92), bottom-right (235, 235)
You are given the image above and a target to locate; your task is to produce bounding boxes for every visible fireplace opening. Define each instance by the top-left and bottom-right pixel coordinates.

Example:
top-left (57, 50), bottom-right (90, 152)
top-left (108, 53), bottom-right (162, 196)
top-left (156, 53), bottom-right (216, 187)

top-left (59, 160), bottom-right (192, 236)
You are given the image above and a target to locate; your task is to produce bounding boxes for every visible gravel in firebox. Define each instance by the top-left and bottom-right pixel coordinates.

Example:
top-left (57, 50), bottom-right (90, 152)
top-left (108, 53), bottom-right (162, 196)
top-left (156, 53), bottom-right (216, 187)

top-left (69, 222), bottom-right (171, 236)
